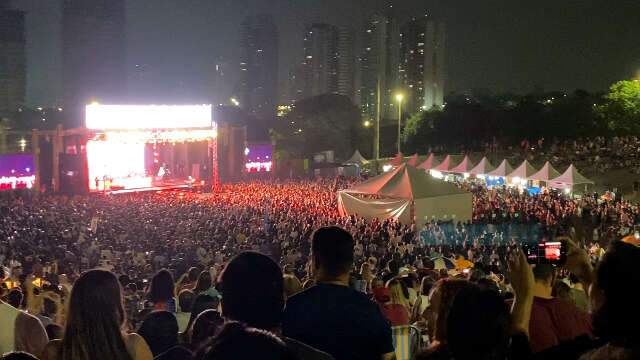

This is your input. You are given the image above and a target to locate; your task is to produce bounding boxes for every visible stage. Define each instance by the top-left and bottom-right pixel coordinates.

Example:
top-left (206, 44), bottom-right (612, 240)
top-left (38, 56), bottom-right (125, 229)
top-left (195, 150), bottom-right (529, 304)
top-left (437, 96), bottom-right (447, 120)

top-left (85, 104), bottom-right (218, 194)
top-left (98, 178), bottom-right (204, 194)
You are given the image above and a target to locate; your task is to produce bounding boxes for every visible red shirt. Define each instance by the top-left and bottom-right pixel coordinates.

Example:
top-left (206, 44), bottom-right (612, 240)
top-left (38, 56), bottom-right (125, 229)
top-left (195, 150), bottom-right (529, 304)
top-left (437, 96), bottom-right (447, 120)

top-left (529, 297), bottom-right (592, 352)
top-left (380, 303), bottom-right (410, 326)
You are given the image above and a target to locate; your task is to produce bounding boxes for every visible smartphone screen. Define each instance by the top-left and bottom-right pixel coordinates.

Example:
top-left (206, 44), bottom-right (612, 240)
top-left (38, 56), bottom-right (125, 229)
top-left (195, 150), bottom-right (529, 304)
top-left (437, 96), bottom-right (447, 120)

top-left (523, 240), bottom-right (567, 265)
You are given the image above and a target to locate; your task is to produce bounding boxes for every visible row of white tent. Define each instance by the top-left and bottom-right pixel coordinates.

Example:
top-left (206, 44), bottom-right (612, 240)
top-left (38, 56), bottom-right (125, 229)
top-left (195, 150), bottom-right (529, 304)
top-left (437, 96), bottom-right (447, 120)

top-left (345, 150), bottom-right (594, 186)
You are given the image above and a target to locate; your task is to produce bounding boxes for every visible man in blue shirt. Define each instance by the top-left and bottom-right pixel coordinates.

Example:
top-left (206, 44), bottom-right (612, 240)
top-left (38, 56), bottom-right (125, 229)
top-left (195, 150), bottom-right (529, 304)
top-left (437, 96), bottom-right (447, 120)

top-left (283, 226), bottom-right (395, 360)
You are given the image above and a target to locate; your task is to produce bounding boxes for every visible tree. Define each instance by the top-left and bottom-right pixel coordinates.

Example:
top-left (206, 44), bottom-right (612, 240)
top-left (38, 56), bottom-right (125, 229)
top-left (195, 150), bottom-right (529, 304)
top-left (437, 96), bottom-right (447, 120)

top-left (270, 94), bottom-right (362, 159)
top-left (596, 80), bottom-right (640, 134)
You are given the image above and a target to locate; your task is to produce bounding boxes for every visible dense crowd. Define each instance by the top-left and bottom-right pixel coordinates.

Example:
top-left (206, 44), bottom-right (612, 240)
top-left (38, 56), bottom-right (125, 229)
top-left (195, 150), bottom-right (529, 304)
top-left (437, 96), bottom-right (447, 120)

top-left (521, 136), bottom-right (640, 175)
top-left (1, 178), bottom-right (640, 360)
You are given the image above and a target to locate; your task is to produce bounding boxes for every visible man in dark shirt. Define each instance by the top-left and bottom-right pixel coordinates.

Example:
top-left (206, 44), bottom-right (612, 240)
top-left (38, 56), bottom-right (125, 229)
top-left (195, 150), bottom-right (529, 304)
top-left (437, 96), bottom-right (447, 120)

top-left (283, 226), bottom-right (395, 360)
top-left (528, 264), bottom-right (592, 352)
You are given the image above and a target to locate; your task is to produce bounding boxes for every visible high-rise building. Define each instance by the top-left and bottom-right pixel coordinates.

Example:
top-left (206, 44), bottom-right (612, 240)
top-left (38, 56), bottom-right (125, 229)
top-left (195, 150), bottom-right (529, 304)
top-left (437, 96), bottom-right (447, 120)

top-left (336, 27), bottom-right (355, 100)
top-left (399, 17), bottom-right (446, 111)
top-left (302, 23), bottom-right (338, 98)
top-left (62, 0), bottom-right (126, 124)
top-left (358, 14), bottom-right (401, 122)
top-left (423, 21), bottom-right (446, 109)
top-left (211, 56), bottom-right (230, 105)
top-left (0, 0), bottom-right (26, 121)
top-left (239, 14), bottom-right (278, 121)
top-left (283, 63), bottom-right (305, 105)
top-left (299, 23), bottom-right (355, 101)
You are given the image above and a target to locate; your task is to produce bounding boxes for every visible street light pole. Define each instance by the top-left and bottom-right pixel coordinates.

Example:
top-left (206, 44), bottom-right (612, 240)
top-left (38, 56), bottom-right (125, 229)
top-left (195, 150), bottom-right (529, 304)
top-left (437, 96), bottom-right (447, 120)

top-left (396, 94), bottom-right (403, 154)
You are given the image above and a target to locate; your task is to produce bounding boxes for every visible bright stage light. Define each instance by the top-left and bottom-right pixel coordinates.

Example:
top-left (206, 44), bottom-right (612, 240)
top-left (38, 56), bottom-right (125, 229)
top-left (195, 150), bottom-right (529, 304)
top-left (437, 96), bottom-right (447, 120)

top-left (86, 104), bottom-right (213, 130)
top-left (383, 165), bottom-right (393, 172)
top-left (0, 175), bottom-right (35, 190)
top-left (86, 141), bottom-right (146, 190)
top-left (99, 129), bottom-right (217, 144)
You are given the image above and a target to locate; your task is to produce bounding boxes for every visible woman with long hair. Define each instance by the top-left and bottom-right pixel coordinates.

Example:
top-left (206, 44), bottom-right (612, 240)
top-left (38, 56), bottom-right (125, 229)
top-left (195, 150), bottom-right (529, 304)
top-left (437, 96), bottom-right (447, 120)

top-left (374, 278), bottom-right (411, 326)
top-left (422, 278), bottom-right (474, 352)
top-left (192, 271), bottom-right (212, 294)
top-left (42, 269), bottom-right (153, 360)
top-left (191, 271), bottom-right (220, 299)
top-left (148, 269), bottom-right (175, 312)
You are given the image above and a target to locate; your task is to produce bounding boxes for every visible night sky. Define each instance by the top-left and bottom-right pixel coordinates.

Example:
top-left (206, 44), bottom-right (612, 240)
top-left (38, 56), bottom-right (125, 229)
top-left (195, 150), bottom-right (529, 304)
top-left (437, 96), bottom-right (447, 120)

top-left (17, 0), bottom-right (640, 107)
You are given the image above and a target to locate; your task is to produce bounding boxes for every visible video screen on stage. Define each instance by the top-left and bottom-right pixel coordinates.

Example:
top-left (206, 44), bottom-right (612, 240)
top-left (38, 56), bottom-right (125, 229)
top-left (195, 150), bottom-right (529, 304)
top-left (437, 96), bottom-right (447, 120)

top-left (0, 154), bottom-right (35, 190)
top-left (245, 143), bottom-right (273, 173)
top-left (86, 104), bottom-right (216, 193)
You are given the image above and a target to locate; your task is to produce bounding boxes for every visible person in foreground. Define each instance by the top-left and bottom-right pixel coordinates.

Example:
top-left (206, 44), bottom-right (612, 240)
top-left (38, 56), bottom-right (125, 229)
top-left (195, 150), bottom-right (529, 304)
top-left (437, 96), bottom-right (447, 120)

top-left (214, 251), bottom-right (333, 360)
top-left (42, 269), bottom-right (153, 360)
top-left (0, 294), bottom-right (48, 356)
top-left (197, 321), bottom-right (296, 360)
top-left (580, 240), bottom-right (640, 360)
top-left (283, 226), bottom-right (395, 360)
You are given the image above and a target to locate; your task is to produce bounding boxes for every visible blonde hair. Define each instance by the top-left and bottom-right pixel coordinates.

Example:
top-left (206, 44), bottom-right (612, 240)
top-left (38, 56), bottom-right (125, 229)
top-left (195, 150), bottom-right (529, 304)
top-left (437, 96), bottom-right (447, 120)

top-left (387, 279), bottom-right (410, 309)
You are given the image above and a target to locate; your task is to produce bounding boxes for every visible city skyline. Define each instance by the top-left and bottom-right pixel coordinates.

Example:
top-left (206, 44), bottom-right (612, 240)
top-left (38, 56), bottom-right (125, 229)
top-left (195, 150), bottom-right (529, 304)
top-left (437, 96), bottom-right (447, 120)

top-left (10, 0), bottom-right (640, 109)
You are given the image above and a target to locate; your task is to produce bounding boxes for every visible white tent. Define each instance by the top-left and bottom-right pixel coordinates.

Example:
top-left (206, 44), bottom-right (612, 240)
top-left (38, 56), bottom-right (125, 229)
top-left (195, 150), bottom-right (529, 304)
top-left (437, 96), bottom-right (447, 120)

top-left (344, 150), bottom-right (368, 165)
top-left (469, 157), bottom-right (495, 176)
top-left (528, 161), bottom-right (561, 182)
top-left (338, 164), bottom-right (472, 226)
top-left (433, 155), bottom-right (456, 172)
top-left (418, 153), bottom-right (439, 170)
top-left (549, 164), bottom-right (594, 188)
top-left (449, 155), bottom-right (475, 174)
top-left (487, 159), bottom-right (514, 177)
top-left (508, 160), bottom-right (538, 179)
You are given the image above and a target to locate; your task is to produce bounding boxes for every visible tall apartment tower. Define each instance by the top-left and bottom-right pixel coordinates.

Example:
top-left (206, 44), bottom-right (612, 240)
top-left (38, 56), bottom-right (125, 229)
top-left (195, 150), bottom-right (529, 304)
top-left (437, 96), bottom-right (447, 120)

top-left (423, 21), bottom-right (446, 109)
top-left (358, 14), bottom-right (401, 122)
top-left (300, 24), bottom-right (355, 101)
top-left (62, 0), bottom-right (126, 124)
top-left (399, 17), bottom-right (446, 111)
top-left (302, 23), bottom-right (338, 98)
top-left (0, 0), bottom-right (26, 121)
top-left (239, 14), bottom-right (279, 120)
top-left (336, 27), bottom-right (355, 100)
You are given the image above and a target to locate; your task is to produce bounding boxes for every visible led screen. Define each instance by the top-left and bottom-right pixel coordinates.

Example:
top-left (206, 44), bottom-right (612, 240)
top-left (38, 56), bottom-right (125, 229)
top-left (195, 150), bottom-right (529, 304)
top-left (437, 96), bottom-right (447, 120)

top-left (86, 104), bottom-right (213, 130)
top-left (0, 154), bottom-right (35, 190)
top-left (245, 143), bottom-right (273, 173)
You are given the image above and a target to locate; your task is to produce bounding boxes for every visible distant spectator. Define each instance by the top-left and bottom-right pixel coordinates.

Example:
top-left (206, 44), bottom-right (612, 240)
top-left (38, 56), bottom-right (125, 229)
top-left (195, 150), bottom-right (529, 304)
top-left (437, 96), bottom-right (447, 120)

top-left (176, 290), bottom-right (195, 333)
top-left (183, 295), bottom-right (218, 343)
top-left (148, 270), bottom-right (176, 312)
top-left (6, 289), bottom-right (23, 309)
top-left (189, 309), bottom-right (223, 350)
top-left (283, 274), bottom-right (302, 298)
top-left (376, 279), bottom-right (410, 326)
top-left (192, 271), bottom-right (220, 299)
top-left (138, 311), bottom-right (179, 356)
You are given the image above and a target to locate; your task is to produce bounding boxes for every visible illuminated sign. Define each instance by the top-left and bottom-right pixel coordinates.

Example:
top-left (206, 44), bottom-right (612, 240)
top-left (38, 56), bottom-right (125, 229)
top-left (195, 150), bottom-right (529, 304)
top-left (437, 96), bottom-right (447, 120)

top-left (86, 104), bottom-right (213, 130)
